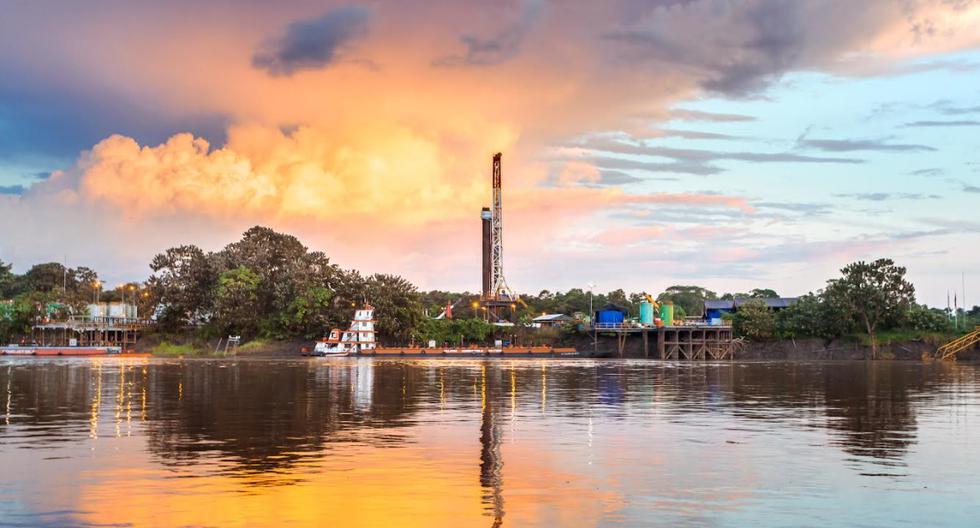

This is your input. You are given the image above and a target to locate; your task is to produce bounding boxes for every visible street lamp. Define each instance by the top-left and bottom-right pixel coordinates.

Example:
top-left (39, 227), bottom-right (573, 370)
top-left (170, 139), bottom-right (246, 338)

top-left (587, 281), bottom-right (596, 355)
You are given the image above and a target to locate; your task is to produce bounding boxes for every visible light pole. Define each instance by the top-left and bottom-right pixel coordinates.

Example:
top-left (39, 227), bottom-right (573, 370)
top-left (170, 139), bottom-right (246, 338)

top-left (587, 282), bottom-right (596, 356)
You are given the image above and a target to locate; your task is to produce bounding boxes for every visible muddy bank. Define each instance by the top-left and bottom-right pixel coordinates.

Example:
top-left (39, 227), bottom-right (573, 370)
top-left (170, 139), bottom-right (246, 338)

top-left (566, 333), bottom-right (978, 361)
top-left (136, 332), bottom-right (977, 361)
top-left (136, 333), bottom-right (308, 357)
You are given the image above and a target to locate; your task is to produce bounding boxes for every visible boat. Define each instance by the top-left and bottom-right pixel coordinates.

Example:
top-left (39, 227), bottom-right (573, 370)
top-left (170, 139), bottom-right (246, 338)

top-left (305, 304), bottom-right (578, 358)
top-left (1, 345), bottom-right (125, 356)
top-left (310, 306), bottom-right (378, 357)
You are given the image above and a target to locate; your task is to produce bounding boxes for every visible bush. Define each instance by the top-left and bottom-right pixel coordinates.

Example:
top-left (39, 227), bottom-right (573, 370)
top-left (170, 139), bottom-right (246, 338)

top-left (775, 293), bottom-right (850, 339)
top-left (152, 341), bottom-right (207, 357)
top-left (411, 318), bottom-right (494, 345)
top-left (902, 304), bottom-right (953, 333)
top-left (733, 299), bottom-right (775, 341)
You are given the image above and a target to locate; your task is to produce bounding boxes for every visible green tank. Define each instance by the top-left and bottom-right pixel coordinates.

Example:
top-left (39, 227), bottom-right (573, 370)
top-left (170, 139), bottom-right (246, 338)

top-left (659, 303), bottom-right (674, 326)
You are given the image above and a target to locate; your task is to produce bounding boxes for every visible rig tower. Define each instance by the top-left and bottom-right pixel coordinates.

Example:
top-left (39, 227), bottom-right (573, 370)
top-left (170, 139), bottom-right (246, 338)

top-left (481, 153), bottom-right (518, 319)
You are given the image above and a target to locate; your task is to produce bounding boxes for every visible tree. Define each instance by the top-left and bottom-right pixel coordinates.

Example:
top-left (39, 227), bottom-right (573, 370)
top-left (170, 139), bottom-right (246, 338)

top-left (364, 273), bottom-right (423, 344)
top-left (214, 226), bottom-right (312, 315)
top-left (148, 245), bottom-right (217, 327)
top-left (902, 304), bottom-right (953, 333)
top-left (775, 292), bottom-right (850, 339)
top-left (824, 259), bottom-right (915, 359)
top-left (607, 289), bottom-right (634, 315)
top-left (71, 266), bottom-right (100, 304)
top-left (214, 267), bottom-right (262, 337)
top-left (0, 259), bottom-right (14, 298)
top-left (411, 317), bottom-right (493, 345)
top-left (750, 288), bottom-right (779, 299)
top-left (733, 299), bottom-right (775, 340)
top-left (279, 286), bottom-right (334, 339)
top-left (658, 285), bottom-right (716, 317)
top-left (23, 262), bottom-right (70, 293)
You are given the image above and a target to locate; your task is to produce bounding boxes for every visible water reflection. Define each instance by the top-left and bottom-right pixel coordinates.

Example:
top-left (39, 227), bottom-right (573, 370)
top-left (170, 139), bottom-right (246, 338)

top-left (0, 359), bottom-right (979, 526)
top-left (481, 365), bottom-right (504, 525)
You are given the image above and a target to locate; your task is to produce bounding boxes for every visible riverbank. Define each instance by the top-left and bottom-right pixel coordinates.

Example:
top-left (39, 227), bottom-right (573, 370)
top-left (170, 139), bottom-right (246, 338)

top-left (135, 333), bottom-right (308, 357)
top-left (134, 330), bottom-right (978, 360)
top-left (565, 331), bottom-right (978, 361)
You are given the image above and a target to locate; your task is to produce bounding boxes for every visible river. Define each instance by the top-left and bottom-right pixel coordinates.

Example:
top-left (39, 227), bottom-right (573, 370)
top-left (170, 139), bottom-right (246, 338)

top-left (1, 358), bottom-right (978, 527)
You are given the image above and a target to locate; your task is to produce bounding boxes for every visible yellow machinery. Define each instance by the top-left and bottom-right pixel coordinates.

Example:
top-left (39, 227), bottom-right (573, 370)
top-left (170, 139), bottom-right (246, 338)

top-left (642, 293), bottom-right (661, 311)
top-left (936, 325), bottom-right (980, 360)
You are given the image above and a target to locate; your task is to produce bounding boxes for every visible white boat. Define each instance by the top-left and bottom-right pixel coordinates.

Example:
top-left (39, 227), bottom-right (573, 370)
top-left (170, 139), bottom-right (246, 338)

top-left (312, 305), bottom-right (378, 357)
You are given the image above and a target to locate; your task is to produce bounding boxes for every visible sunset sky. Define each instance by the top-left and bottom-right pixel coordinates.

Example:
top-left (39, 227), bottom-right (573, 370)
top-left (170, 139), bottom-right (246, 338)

top-left (0, 0), bottom-right (978, 306)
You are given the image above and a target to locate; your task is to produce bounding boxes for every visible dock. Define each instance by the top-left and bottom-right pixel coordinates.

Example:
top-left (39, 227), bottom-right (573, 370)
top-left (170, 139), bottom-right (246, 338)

top-left (316, 346), bottom-right (579, 358)
top-left (590, 324), bottom-right (736, 359)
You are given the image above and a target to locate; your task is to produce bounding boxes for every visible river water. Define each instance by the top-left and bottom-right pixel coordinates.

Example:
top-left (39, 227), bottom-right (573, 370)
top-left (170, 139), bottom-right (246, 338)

top-left (1, 358), bottom-right (978, 527)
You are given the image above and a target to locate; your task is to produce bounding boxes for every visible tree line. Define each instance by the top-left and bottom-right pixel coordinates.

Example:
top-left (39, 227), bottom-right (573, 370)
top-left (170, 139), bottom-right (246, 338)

top-left (2, 228), bottom-right (976, 349)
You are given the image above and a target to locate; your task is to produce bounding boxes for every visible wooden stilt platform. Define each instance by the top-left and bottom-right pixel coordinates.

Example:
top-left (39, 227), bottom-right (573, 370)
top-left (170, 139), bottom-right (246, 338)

top-left (592, 325), bottom-right (735, 360)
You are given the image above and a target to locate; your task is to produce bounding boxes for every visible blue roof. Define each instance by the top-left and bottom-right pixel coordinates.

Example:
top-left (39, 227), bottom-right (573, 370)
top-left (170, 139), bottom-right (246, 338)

top-left (704, 298), bottom-right (798, 310)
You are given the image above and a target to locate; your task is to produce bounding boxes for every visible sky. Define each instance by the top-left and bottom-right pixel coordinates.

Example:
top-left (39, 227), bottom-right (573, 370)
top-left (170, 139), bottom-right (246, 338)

top-left (0, 0), bottom-right (978, 307)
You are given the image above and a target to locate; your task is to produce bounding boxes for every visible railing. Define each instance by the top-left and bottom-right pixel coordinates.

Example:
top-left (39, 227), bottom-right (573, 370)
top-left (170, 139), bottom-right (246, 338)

top-left (936, 325), bottom-right (980, 361)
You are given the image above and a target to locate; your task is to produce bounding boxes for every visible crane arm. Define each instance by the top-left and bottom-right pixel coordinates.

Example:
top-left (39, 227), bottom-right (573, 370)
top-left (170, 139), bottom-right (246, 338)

top-left (643, 293), bottom-right (661, 310)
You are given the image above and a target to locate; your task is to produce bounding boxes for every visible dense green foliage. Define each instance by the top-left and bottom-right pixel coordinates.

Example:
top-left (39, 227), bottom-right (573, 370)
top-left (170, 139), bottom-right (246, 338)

top-left (824, 259), bottom-right (915, 358)
top-left (2, 231), bottom-right (976, 349)
top-left (411, 318), bottom-right (495, 346)
top-left (143, 227), bottom-right (425, 342)
top-left (733, 299), bottom-right (776, 341)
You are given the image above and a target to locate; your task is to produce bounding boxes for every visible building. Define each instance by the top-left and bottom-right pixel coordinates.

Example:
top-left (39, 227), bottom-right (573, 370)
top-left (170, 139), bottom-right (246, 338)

top-left (704, 298), bottom-right (798, 321)
top-left (531, 314), bottom-right (574, 328)
top-left (594, 304), bottom-right (629, 327)
top-left (87, 302), bottom-right (138, 319)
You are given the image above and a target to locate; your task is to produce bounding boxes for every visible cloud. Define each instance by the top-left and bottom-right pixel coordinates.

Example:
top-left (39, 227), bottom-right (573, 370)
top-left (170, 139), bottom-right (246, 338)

top-left (654, 129), bottom-right (744, 141)
top-left (0, 67), bottom-right (228, 165)
top-left (603, 1), bottom-right (980, 97)
top-left (754, 201), bottom-right (832, 215)
top-left (832, 192), bottom-right (941, 201)
top-left (903, 120), bottom-right (980, 127)
top-left (909, 168), bottom-right (944, 177)
top-left (574, 137), bottom-right (864, 173)
top-left (796, 136), bottom-right (935, 153)
top-left (1, 0), bottom-right (979, 300)
top-left (252, 6), bottom-right (371, 76)
top-left (590, 155), bottom-right (723, 176)
top-left (595, 170), bottom-right (644, 186)
top-left (929, 100), bottom-right (980, 116)
top-left (667, 109), bottom-right (756, 122)
top-left (433, 0), bottom-right (542, 67)
top-left (0, 185), bottom-right (25, 195)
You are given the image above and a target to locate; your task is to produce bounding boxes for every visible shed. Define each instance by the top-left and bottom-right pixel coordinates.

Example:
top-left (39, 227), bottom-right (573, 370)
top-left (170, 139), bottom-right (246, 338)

top-left (704, 298), bottom-right (798, 320)
top-left (594, 303), bottom-right (629, 326)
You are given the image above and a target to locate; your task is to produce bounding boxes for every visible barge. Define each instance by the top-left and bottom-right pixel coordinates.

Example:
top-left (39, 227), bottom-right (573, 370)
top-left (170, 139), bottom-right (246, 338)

top-left (305, 304), bottom-right (577, 358)
top-left (1, 345), bottom-right (150, 358)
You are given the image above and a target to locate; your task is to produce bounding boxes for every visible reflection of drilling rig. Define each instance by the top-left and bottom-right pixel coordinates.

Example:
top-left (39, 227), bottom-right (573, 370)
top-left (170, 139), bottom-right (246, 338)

top-left (481, 153), bottom-right (522, 321)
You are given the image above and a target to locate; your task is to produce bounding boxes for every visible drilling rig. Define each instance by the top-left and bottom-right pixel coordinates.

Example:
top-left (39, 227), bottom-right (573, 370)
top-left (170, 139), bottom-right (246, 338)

top-left (481, 153), bottom-right (520, 320)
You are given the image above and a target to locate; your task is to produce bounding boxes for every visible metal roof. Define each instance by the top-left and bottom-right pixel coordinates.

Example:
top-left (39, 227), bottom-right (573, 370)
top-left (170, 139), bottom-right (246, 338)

top-left (532, 313), bottom-right (573, 322)
top-left (705, 298), bottom-right (798, 310)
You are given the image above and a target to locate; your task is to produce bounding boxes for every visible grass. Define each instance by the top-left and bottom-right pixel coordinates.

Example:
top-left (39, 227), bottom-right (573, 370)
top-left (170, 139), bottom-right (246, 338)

top-left (235, 338), bottom-right (271, 354)
top-left (850, 328), bottom-right (952, 347)
top-left (150, 340), bottom-right (236, 357)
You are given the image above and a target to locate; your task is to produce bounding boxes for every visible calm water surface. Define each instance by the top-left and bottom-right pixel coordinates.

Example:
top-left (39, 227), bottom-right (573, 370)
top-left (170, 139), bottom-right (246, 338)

top-left (1, 358), bottom-right (979, 527)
